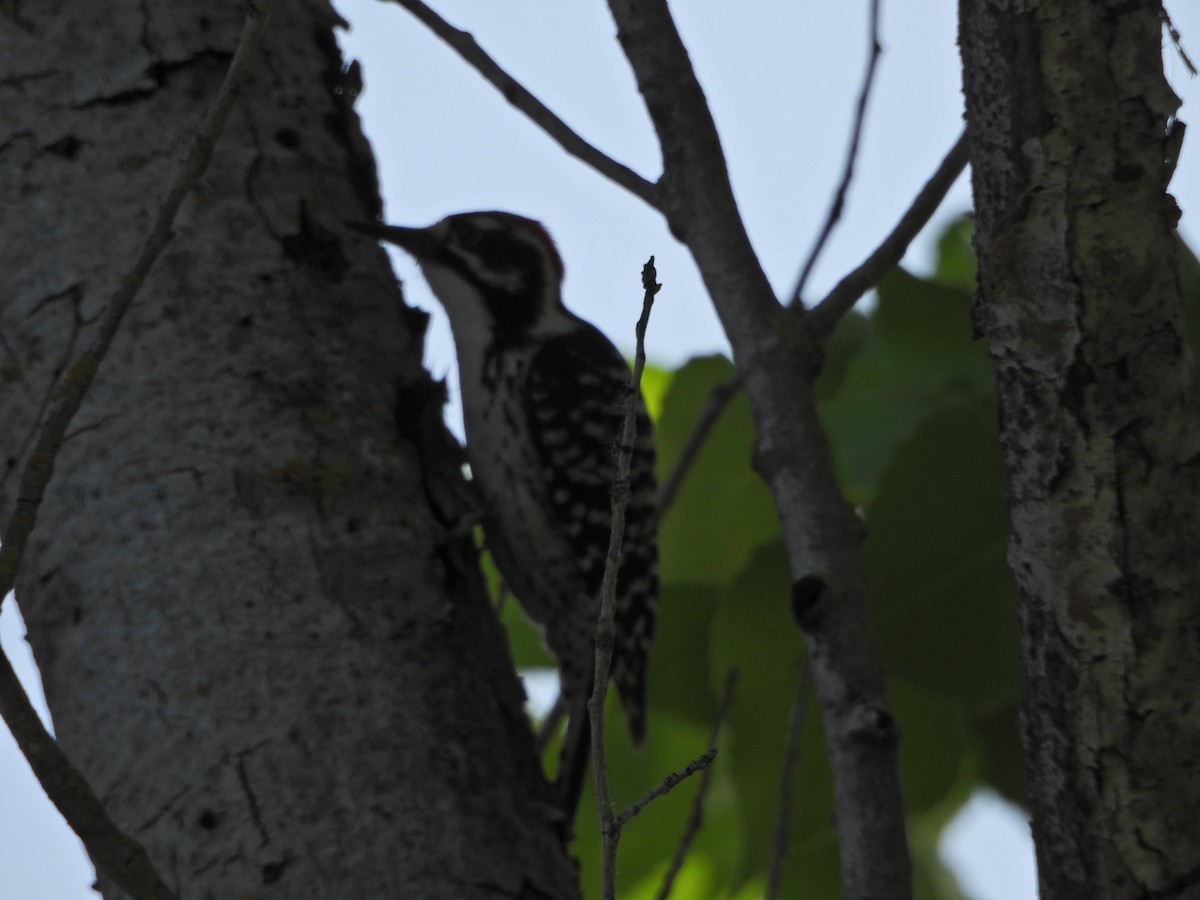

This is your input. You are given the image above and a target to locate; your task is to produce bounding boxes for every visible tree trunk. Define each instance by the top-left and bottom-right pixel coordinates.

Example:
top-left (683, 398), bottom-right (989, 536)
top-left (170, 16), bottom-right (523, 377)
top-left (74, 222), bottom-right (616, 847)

top-left (0, 1), bottom-right (577, 896)
top-left (960, 1), bottom-right (1200, 897)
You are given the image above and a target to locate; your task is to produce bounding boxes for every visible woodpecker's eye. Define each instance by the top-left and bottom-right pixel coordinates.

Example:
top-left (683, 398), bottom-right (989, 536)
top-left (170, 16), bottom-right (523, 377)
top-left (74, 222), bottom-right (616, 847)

top-left (453, 221), bottom-right (485, 250)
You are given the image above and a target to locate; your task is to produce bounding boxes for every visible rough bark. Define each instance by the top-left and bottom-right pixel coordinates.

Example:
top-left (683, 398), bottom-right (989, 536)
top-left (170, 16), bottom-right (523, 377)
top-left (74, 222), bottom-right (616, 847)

top-left (0, 1), bottom-right (576, 897)
top-left (960, 2), bottom-right (1200, 897)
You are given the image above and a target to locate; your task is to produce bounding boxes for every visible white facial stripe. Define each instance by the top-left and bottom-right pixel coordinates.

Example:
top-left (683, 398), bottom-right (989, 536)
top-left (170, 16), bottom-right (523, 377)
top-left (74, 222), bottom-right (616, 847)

top-left (456, 251), bottom-right (527, 294)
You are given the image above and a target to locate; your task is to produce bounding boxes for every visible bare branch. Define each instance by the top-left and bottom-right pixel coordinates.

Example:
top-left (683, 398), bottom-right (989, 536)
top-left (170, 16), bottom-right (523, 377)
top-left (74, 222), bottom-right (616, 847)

top-left (657, 373), bottom-right (740, 514)
top-left (0, 651), bottom-right (176, 900)
top-left (807, 129), bottom-right (969, 337)
top-left (766, 658), bottom-right (814, 900)
top-left (0, 3), bottom-right (274, 897)
top-left (790, 0), bottom-right (883, 307)
top-left (591, 257), bottom-right (660, 900)
top-left (616, 749), bottom-right (716, 829)
top-left (383, 0), bottom-right (659, 207)
top-left (1163, 7), bottom-right (1198, 76)
top-left (655, 668), bottom-right (739, 900)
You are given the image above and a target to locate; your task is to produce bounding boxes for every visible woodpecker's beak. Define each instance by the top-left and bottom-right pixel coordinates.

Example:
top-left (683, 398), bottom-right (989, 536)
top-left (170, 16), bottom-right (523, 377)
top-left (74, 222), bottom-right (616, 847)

top-left (346, 221), bottom-right (441, 259)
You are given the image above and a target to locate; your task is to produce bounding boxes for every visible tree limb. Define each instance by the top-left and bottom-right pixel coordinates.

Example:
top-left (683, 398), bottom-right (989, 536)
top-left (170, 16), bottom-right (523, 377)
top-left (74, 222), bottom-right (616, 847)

top-left (0, 3), bottom-right (273, 896)
top-left (382, 0), bottom-right (659, 207)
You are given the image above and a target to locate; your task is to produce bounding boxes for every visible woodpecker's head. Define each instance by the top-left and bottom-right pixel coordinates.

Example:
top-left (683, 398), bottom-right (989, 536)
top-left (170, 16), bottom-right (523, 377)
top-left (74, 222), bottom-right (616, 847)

top-left (352, 211), bottom-right (571, 346)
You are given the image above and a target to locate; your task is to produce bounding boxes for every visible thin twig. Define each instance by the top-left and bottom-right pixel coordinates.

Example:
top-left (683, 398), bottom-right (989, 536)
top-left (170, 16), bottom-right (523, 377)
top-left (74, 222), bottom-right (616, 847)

top-left (1163, 7), bottom-right (1198, 76)
top-left (655, 669), bottom-right (739, 900)
top-left (790, 0), bottom-right (883, 307)
top-left (807, 129), bottom-right (969, 337)
top-left (657, 374), bottom-right (740, 515)
top-left (591, 257), bottom-right (660, 900)
top-left (384, 0), bottom-right (658, 207)
top-left (0, 3), bottom-right (273, 897)
top-left (616, 749), bottom-right (716, 829)
top-left (766, 657), bottom-right (814, 900)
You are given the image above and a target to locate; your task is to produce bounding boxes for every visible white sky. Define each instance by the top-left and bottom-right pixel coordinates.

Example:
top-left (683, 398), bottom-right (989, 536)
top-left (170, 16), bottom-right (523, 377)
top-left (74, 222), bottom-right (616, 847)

top-left (4, 1), bottom-right (1198, 896)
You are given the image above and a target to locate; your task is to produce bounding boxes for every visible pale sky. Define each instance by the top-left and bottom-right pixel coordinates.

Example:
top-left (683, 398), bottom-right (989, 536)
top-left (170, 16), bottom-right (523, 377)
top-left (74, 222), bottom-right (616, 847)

top-left (4, 2), bottom-right (1199, 896)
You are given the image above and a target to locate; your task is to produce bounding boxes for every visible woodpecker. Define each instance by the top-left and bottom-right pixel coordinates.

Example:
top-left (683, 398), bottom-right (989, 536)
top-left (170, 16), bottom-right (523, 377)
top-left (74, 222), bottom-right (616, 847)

top-left (352, 211), bottom-right (658, 816)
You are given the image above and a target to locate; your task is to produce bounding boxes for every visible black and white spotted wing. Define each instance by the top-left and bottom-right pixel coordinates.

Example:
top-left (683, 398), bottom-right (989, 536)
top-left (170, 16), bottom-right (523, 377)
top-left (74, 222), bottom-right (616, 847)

top-left (521, 321), bottom-right (659, 744)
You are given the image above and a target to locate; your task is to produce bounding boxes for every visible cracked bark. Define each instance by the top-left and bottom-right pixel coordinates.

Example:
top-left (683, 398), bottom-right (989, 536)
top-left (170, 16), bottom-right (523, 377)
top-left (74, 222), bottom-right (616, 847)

top-left (960, 1), bottom-right (1200, 897)
top-left (0, 1), bottom-right (576, 897)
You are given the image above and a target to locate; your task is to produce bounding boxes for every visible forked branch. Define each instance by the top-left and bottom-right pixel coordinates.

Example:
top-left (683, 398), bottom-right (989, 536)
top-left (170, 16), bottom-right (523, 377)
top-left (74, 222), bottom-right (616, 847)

top-left (808, 129), bottom-right (969, 336)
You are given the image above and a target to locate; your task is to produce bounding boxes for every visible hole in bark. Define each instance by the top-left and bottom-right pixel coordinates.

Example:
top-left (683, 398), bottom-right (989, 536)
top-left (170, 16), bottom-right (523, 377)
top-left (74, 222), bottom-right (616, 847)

top-left (46, 135), bottom-right (82, 159)
top-left (790, 573), bottom-right (827, 629)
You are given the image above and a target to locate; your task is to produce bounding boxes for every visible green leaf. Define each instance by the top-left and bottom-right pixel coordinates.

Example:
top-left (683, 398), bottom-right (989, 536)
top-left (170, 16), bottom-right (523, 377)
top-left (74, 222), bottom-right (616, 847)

top-left (819, 269), bottom-right (992, 505)
top-left (485, 547), bottom-right (555, 669)
top-left (891, 678), bottom-right (970, 814)
top-left (815, 309), bottom-right (870, 402)
top-left (649, 583), bottom-right (720, 726)
top-left (710, 541), bottom-right (836, 887)
top-left (774, 833), bottom-right (843, 900)
top-left (933, 215), bottom-right (976, 290)
top-left (910, 810), bottom-right (969, 900)
top-left (864, 405), bottom-right (1020, 707)
top-left (655, 356), bottom-right (780, 585)
top-left (639, 362), bottom-right (673, 423)
top-left (620, 856), bottom-right (720, 900)
top-left (970, 700), bottom-right (1026, 807)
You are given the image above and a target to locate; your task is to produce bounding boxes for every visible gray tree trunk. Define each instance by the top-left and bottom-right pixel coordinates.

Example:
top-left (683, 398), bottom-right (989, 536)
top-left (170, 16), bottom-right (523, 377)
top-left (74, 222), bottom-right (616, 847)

top-left (0, 1), bottom-right (577, 897)
top-left (960, 1), bottom-right (1200, 897)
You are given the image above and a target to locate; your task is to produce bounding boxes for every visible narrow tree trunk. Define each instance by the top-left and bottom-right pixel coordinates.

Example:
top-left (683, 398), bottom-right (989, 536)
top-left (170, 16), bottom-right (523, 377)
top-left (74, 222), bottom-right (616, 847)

top-left (0, 1), bottom-right (576, 896)
top-left (960, 2), bottom-right (1200, 896)
top-left (605, 2), bottom-right (912, 895)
